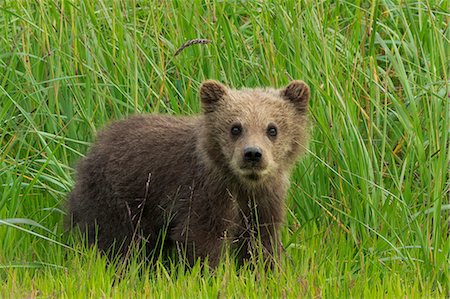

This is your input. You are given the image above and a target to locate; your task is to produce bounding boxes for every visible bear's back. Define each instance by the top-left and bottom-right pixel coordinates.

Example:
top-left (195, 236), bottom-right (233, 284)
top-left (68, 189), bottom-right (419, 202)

top-left (89, 114), bottom-right (204, 201)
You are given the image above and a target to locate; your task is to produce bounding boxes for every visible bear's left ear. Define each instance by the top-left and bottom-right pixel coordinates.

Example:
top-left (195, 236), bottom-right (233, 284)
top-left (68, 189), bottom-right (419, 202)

top-left (200, 80), bottom-right (228, 113)
top-left (280, 80), bottom-right (310, 113)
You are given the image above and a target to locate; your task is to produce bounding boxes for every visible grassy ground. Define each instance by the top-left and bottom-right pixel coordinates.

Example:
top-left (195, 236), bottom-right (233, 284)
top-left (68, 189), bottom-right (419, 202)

top-left (0, 0), bottom-right (449, 297)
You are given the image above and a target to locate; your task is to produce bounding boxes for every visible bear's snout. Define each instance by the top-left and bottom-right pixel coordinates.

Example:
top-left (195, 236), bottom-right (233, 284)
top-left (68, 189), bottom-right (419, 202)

top-left (243, 146), bottom-right (262, 163)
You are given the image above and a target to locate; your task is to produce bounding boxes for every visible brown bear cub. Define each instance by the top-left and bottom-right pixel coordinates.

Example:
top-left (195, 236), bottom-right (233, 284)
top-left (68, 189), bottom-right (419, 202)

top-left (67, 80), bottom-right (310, 268)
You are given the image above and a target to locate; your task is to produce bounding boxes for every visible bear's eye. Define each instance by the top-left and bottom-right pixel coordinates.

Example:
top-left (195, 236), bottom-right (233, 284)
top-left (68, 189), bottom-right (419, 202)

top-left (231, 124), bottom-right (242, 136)
top-left (267, 124), bottom-right (277, 137)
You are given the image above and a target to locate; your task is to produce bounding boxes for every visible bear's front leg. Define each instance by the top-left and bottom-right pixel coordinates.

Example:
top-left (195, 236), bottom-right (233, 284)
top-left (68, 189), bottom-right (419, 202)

top-left (237, 221), bottom-right (281, 264)
top-left (183, 235), bottom-right (225, 269)
top-left (238, 195), bottom-right (285, 266)
top-left (258, 221), bottom-right (282, 262)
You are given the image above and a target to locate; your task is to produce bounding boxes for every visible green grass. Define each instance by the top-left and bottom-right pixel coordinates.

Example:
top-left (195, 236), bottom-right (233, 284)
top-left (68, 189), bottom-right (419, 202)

top-left (0, 0), bottom-right (449, 297)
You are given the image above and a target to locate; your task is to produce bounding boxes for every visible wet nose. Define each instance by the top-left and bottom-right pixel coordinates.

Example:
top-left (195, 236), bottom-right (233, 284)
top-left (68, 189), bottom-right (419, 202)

top-left (243, 147), bottom-right (262, 162)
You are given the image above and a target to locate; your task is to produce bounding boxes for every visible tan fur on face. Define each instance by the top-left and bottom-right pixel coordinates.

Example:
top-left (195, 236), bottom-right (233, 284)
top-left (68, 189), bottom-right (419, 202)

top-left (199, 81), bottom-right (310, 185)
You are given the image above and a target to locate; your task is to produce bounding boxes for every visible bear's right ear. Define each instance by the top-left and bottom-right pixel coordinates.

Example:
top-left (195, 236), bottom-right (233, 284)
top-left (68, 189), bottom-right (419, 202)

top-left (200, 80), bottom-right (227, 113)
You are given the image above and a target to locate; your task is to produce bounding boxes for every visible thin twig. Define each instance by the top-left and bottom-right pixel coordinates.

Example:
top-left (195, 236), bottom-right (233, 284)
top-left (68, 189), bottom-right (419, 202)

top-left (174, 38), bottom-right (212, 56)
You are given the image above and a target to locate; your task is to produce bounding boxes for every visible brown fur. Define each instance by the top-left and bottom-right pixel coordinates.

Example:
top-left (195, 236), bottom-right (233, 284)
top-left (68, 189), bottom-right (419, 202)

top-left (67, 80), bottom-right (310, 268)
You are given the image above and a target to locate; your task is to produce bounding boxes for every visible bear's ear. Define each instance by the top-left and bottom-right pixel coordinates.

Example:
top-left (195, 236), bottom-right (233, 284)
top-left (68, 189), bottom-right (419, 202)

top-left (200, 80), bottom-right (228, 113)
top-left (280, 80), bottom-right (310, 113)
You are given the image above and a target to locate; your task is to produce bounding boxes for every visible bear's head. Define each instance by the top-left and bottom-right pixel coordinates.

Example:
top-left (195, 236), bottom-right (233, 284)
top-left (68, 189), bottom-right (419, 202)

top-left (199, 80), bottom-right (310, 184)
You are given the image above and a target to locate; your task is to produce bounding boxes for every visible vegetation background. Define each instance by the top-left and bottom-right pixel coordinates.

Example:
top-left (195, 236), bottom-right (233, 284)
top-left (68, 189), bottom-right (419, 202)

top-left (0, 0), bottom-right (448, 297)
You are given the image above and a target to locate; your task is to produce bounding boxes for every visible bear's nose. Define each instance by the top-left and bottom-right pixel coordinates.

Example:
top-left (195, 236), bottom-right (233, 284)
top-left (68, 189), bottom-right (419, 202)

top-left (243, 147), bottom-right (262, 163)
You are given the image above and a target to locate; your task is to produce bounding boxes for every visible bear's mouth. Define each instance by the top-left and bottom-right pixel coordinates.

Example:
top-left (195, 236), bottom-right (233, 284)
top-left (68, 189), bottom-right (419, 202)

top-left (244, 172), bottom-right (260, 181)
top-left (238, 166), bottom-right (268, 181)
